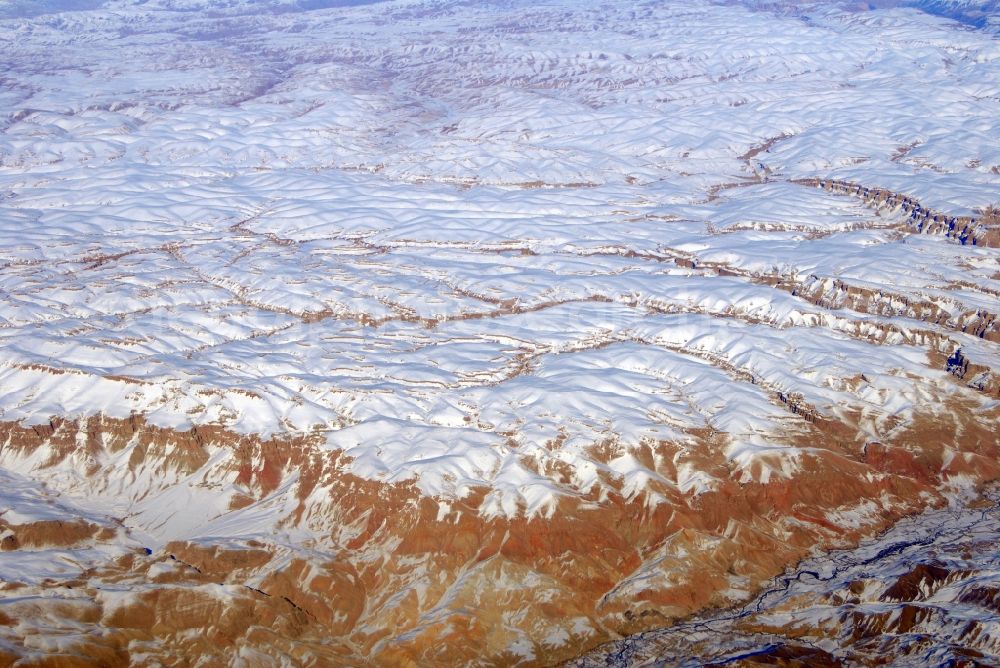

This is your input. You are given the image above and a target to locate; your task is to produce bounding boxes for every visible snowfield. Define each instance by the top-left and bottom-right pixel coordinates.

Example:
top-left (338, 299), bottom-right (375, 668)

top-left (0, 0), bottom-right (998, 665)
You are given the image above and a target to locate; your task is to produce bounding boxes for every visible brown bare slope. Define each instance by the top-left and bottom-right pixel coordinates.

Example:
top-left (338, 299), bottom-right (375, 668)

top-left (1, 403), bottom-right (998, 666)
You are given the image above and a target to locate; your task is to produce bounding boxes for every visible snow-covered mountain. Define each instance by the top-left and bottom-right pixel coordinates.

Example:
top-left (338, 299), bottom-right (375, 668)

top-left (909, 0), bottom-right (1000, 24)
top-left (0, 0), bottom-right (998, 665)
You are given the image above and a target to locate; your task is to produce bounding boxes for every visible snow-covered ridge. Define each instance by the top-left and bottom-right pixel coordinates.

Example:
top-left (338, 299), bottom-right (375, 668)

top-left (0, 0), bottom-right (999, 664)
top-left (906, 0), bottom-right (1000, 29)
top-left (1, 0), bottom-right (999, 517)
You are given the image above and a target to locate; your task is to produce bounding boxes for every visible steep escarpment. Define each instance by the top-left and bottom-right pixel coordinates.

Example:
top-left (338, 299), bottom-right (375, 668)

top-left (1, 403), bottom-right (998, 665)
top-left (805, 179), bottom-right (1000, 249)
top-left (573, 488), bottom-right (1000, 667)
top-left (1, 0), bottom-right (999, 665)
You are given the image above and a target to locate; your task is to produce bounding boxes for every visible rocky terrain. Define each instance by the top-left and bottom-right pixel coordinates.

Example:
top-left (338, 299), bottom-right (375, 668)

top-left (0, 0), bottom-right (998, 666)
top-left (573, 486), bottom-right (1000, 666)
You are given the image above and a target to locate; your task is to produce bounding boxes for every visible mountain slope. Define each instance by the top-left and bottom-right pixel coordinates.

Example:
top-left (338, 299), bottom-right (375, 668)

top-left (0, 0), bottom-right (998, 665)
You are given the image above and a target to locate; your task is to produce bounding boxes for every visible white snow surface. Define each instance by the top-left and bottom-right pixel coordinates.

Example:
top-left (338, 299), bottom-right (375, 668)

top-left (0, 0), bottom-right (998, 516)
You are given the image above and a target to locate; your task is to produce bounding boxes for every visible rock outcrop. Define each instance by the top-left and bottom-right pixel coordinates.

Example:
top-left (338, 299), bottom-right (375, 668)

top-left (1, 406), bottom-right (998, 665)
